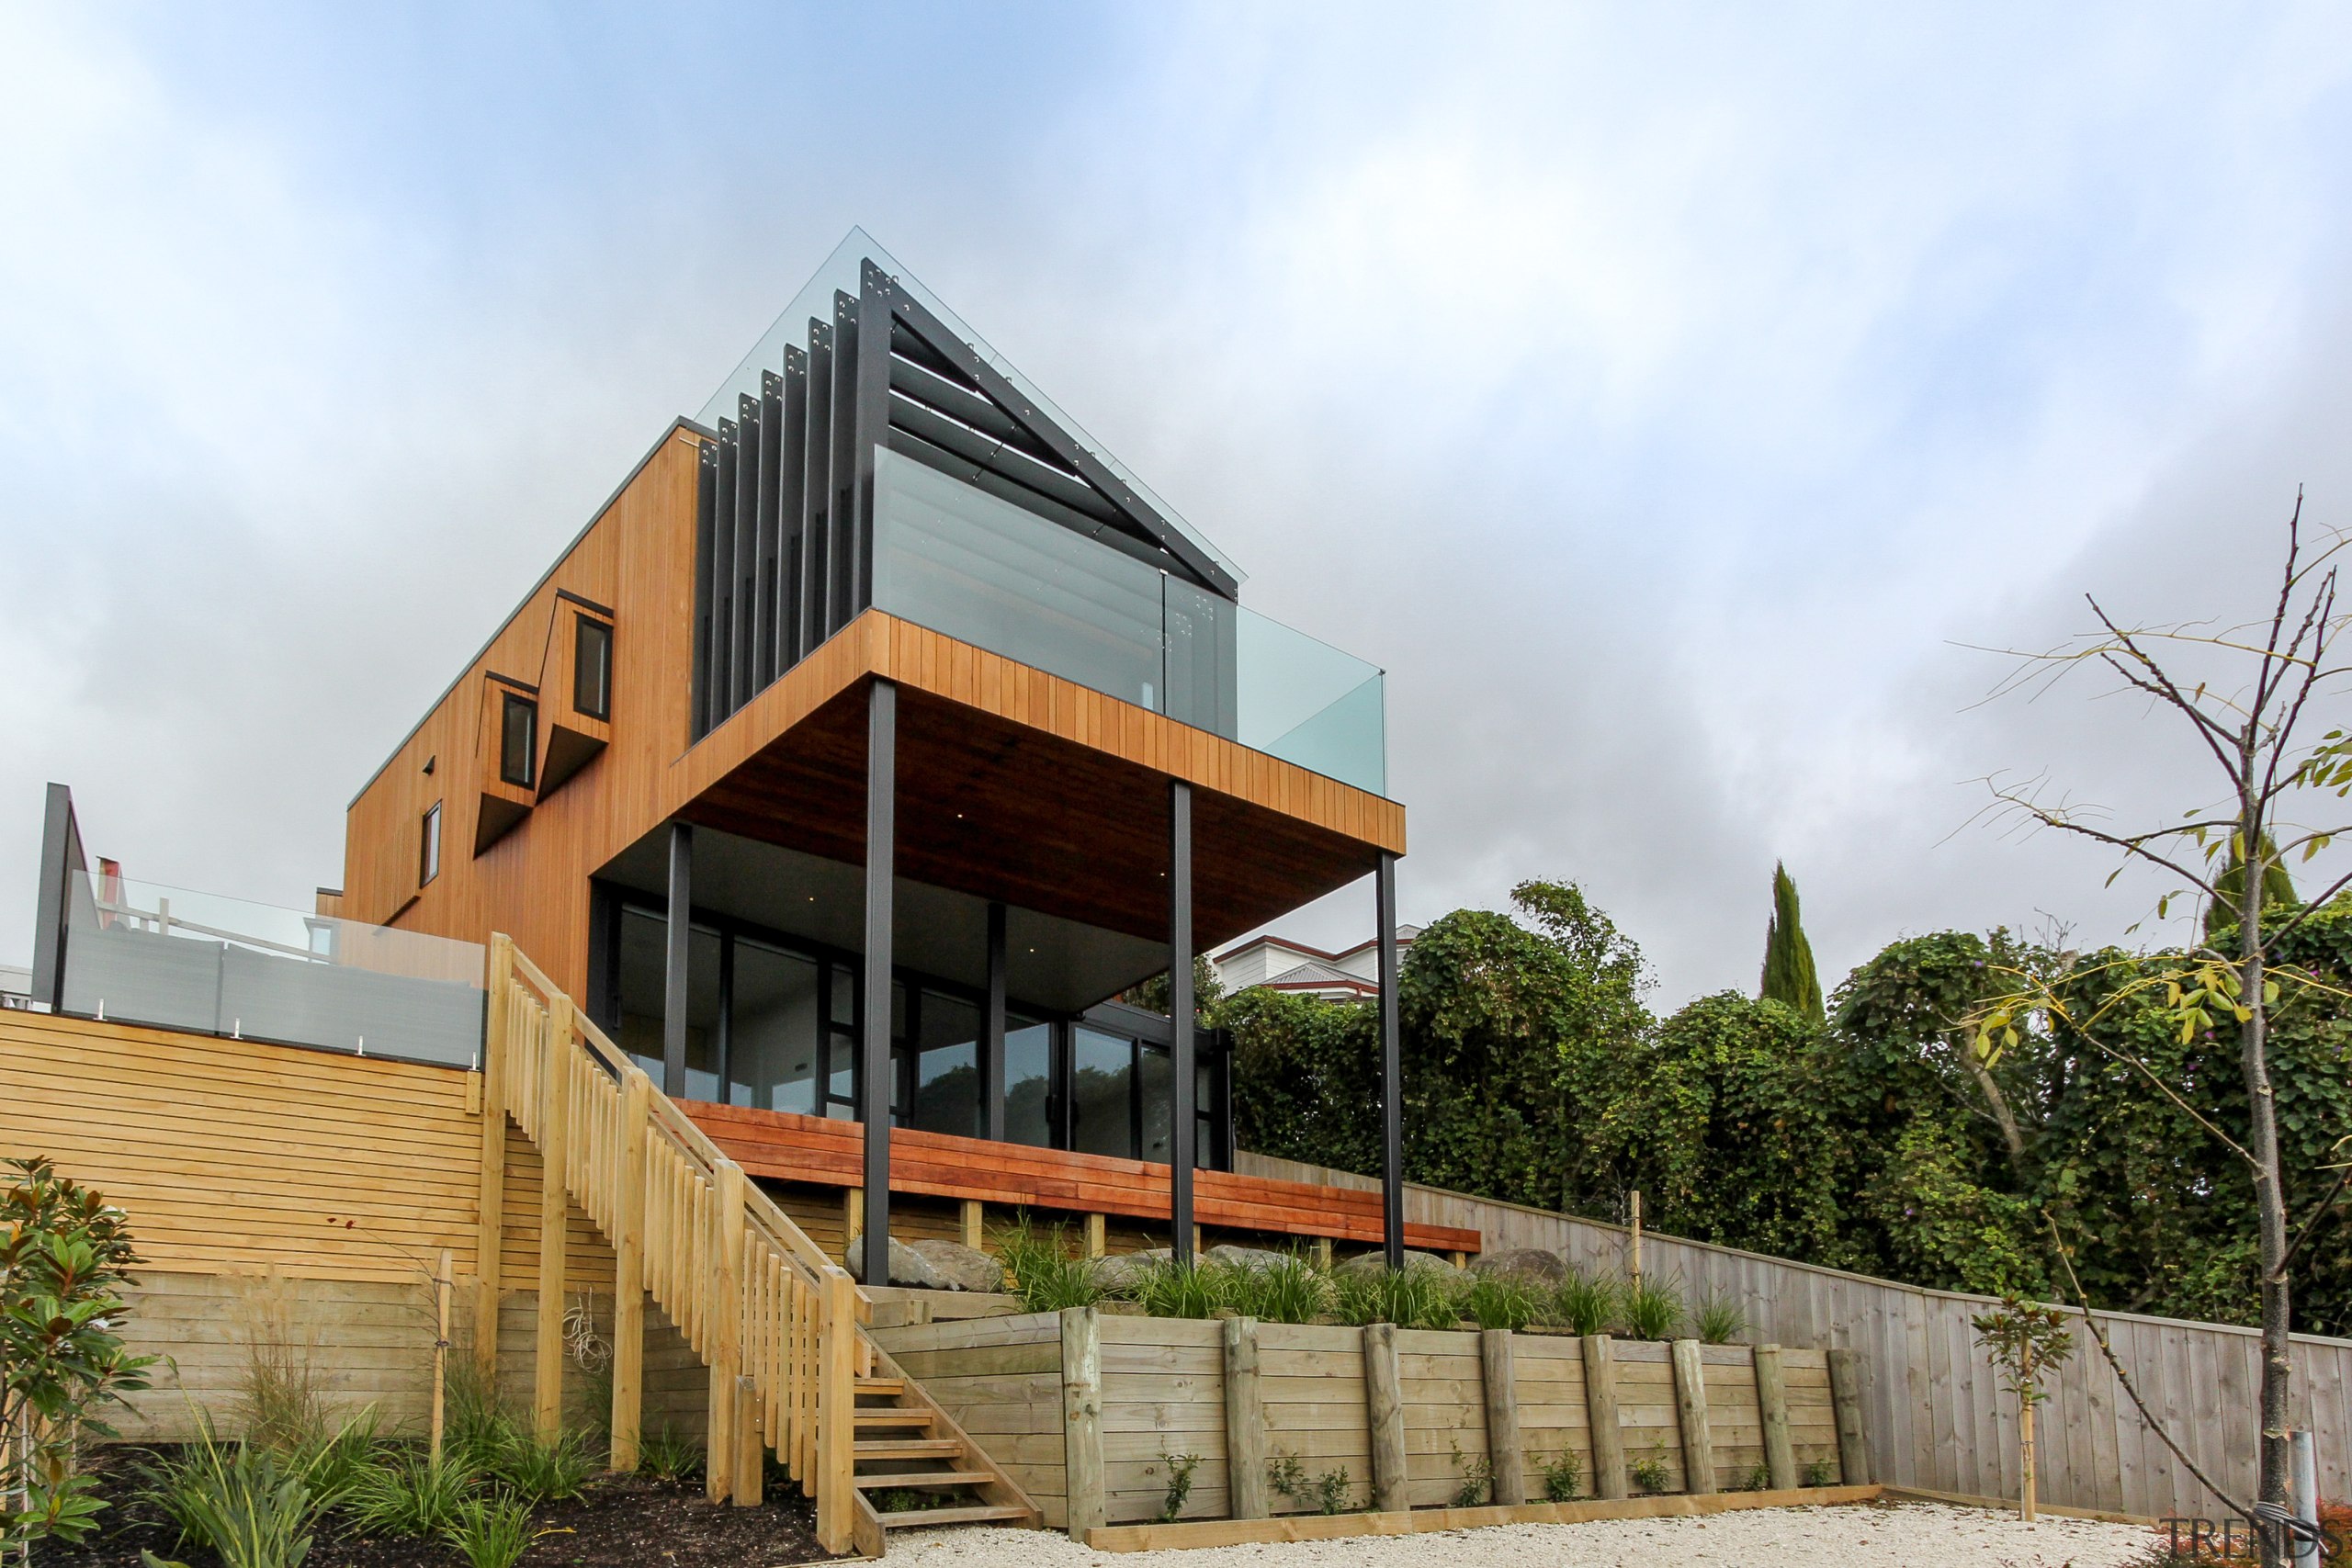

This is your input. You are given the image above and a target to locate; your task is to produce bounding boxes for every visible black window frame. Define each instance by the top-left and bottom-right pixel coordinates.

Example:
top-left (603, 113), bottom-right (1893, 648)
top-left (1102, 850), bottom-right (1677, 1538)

top-left (498, 692), bottom-right (537, 788)
top-left (573, 613), bottom-right (613, 722)
top-left (419, 802), bottom-right (442, 886)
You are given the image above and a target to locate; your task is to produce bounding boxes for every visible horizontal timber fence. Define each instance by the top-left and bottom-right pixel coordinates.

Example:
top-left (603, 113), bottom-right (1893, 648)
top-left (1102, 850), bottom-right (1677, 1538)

top-left (871, 1308), bottom-right (1859, 1534)
top-left (1243, 1151), bottom-right (2352, 1521)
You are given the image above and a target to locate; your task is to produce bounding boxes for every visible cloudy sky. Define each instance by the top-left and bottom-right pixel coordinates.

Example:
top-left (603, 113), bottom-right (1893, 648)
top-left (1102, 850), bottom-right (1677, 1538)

top-left (6, 3), bottom-right (2351, 1006)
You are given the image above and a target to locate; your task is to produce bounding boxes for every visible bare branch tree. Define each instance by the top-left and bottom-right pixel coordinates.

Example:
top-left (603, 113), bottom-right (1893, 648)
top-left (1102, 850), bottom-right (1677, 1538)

top-left (1973, 494), bottom-right (2352, 1566)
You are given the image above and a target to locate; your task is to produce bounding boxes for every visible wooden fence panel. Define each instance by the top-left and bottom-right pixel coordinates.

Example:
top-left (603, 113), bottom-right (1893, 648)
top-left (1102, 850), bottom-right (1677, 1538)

top-left (1257, 1323), bottom-right (1374, 1515)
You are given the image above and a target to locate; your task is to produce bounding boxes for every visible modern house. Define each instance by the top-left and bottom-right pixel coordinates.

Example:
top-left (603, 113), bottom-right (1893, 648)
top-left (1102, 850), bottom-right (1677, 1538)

top-left (1209, 925), bottom-right (1422, 1002)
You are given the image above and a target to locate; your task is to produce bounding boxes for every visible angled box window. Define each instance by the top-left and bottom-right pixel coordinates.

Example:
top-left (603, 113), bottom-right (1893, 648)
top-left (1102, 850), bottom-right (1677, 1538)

top-left (573, 614), bottom-right (612, 721)
top-left (419, 803), bottom-right (441, 886)
top-left (499, 693), bottom-right (537, 789)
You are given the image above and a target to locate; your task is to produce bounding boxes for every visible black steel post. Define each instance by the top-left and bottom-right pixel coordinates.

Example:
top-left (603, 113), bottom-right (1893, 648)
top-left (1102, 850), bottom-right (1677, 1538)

top-left (1377, 852), bottom-right (1403, 1269)
top-left (1170, 782), bottom-right (1195, 1263)
top-left (861, 681), bottom-right (897, 1287)
top-left (983, 900), bottom-right (1008, 1143)
top-left (662, 822), bottom-right (693, 1098)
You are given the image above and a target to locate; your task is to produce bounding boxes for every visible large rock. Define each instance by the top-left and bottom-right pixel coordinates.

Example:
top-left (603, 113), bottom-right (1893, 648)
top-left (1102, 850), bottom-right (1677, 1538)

top-left (908, 1239), bottom-right (1005, 1292)
top-left (1471, 1247), bottom-right (1568, 1285)
top-left (1093, 1247), bottom-right (1170, 1292)
top-left (1205, 1244), bottom-right (1292, 1272)
top-left (842, 1236), bottom-right (952, 1290)
top-left (1333, 1248), bottom-right (1455, 1280)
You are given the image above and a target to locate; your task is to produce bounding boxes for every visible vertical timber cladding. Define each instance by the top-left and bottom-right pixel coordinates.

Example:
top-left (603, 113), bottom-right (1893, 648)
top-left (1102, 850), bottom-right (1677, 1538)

top-left (690, 254), bottom-right (1242, 739)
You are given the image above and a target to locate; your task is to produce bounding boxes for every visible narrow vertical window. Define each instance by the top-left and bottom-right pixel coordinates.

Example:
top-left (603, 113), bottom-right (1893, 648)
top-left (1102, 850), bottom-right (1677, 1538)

top-left (500, 693), bottom-right (537, 787)
top-left (420, 802), bottom-right (442, 886)
top-left (574, 615), bottom-right (613, 721)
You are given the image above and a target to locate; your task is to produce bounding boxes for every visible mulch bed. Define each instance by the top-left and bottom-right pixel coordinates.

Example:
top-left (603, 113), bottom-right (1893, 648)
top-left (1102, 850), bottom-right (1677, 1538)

top-left (48, 1451), bottom-right (839, 1568)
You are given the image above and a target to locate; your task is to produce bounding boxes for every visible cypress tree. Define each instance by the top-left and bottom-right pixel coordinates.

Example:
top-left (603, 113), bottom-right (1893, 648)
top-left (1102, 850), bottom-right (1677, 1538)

top-left (2204, 832), bottom-right (2300, 942)
top-left (1758, 861), bottom-right (1826, 1025)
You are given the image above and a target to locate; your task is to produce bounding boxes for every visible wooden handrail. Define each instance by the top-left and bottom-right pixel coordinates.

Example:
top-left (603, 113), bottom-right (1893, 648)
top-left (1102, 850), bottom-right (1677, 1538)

top-left (488, 934), bottom-right (867, 1551)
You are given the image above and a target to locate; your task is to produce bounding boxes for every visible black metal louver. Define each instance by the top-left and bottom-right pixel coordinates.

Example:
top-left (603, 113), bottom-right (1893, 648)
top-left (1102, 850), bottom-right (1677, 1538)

top-left (691, 257), bottom-right (1238, 740)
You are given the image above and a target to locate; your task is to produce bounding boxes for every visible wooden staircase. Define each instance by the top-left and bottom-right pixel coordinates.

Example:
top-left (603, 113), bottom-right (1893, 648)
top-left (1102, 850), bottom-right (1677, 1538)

top-left (481, 935), bottom-right (1040, 1556)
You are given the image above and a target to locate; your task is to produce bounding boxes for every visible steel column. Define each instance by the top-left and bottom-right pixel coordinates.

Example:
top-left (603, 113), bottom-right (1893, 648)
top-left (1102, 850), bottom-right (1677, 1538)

top-left (983, 900), bottom-right (1008, 1143)
top-left (1170, 782), bottom-right (1195, 1263)
top-left (1377, 852), bottom-right (1403, 1269)
top-left (860, 681), bottom-right (897, 1287)
top-left (662, 823), bottom-right (694, 1099)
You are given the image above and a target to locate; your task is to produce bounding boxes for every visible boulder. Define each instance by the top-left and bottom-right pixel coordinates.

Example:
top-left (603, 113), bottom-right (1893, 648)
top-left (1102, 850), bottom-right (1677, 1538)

top-left (1093, 1247), bottom-right (1170, 1292)
top-left (907, 1239), bottom-right (1005, 1292)
top-left (842, 1235), bottom-right (952, 1290)
top-left (1471, 1247), bottom-right (1568, 1285)
top-left (1205, 1244), bottom-right (1292, 1272)
top-left (1333, 1248), bottom-right (1455, 1280)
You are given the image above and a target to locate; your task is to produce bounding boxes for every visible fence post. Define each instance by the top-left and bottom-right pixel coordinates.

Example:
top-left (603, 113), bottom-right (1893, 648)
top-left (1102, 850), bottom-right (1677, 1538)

top-left (1364, 1322), bottom-right (1408, 1513)
top-left (531, 990), bottom-right (572, 1441)
top-left (1480, 1329), bottom-right (1523, 1506)
top-left (1224, 1315), bottom-right (1267, 1519)
top-left (474, 933), bottom-right (512, 1382)
top-left (1826, 1348), bottom-right (1871, 1485)
top-left (1062, 1306), bottom-right (1105, 1539)
top-left (707, 1163), bottom-right (745, 1503)
top-left (1581, 1334), bottom-right (1627, 1499)
top-left (1671, 1338), bottom-right (1715, 1495)
top-left (609, 1071), bottom-right (650, 1473)
top-left (816, 1267), bottom-right (856, 1554)
top-left (1754, 1343), bottom-right (1797, 1491)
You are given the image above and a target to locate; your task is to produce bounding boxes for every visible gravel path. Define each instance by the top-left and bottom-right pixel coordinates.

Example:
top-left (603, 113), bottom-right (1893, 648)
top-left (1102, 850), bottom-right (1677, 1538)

top-left (883, 1502), bottom-right (2159, 1568)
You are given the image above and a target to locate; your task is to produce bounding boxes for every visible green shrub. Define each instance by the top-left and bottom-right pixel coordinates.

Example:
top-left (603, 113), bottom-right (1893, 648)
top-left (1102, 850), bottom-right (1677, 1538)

top-left (1458, 1273), bottom-right (1541, 1332)
top-left (995, 1216), bottom-right (1107, 1313)
top-left (1125, 1258), bottom-right (1226, 1319)
top-left (1692, 1292), bottom-right (1748, 1345)
top-left (1803, 1458), bottom-right (1836, 1487)
top-left (1548, 1269), bottom-right (1619, 1337)
top-left (1620, 1276), bottom-right (1684, 1340)
top-left (1222, 1255), bottom-right (1330, 1324)
top-left (1629, 1447), bottom-right (1670, 1494)
top-left (1538, 1450), bottom-right (1582, 1502)
top-left (1329, 1267), bottom-right (1458, 1329)
top-left (141, 1425), bottom-right (331, 1568)
top-left (1309, 1468), bottom-right (1355, 1515)
top-left (1, 1155), bottom-right (156, 1551)
top-left (1267, 1449), bottom-right (1355, 1515)
top-left (1153, 1451), bottom-right (1202, 1522)
top-left (1743, 1461), bottom-right (1771, 1491)
top-left (442, 1493), bottom-right (537, 1568)
top-left (1448, 1439), bottom-right (1493, 1506)
top-left (636, 1423), bottom-right (703, 1483)
top-left (1266, 1450), bottom-right (1306, 1502)
top-left (483, 1429), bottom-right (596, 1505)
top-left (344, 1450), bottom-right (477, 1539)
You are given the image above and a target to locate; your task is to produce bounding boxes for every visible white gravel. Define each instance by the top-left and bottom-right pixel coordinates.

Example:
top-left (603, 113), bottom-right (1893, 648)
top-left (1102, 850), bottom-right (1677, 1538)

top-left (882, 1502), bottom-right (2158, 1568)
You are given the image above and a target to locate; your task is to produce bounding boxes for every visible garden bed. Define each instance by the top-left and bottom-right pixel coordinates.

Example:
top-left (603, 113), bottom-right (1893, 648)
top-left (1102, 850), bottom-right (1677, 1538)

top-left (41, 1450), bottom-right (831, 1568)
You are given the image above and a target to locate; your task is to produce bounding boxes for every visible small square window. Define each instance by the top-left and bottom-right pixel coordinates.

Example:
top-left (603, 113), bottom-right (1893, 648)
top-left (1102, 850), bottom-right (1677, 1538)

top-left (420, 802), bottom-right (442, 886)
top-left (500, 693), bottom-right (537, 788)
top-left (574, 615), bottom-right (612, 721)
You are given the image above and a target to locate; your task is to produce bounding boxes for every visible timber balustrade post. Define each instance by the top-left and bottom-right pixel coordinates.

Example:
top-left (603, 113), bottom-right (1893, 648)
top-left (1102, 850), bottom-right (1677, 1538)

top-left (1671, 1338), bottom-right (1716, 1495)
top-left (532, 990), bottom-right (572, 1441)
top-left (474, 934), bottom-right (513, 1382)
top-left (707, 1164), bottom-right (746, 1504)
top-left (1826, 1348), bottom-right (1871, 1484)
top-left (1480, 1328), bottom-right (1523, 1506)
top-left (1062, 1306), bottom-right (1105, 1539)
top-left (1363, 1322), bottom-right (1408, 1513)
top-left (1581, 1334), bottom-right (1628, 1499)
top-left (1224, 1316), bottom-right (1267, 1519)
top-left (816, 1267), bottom-right (856, 1555)
top-left (609, 1071), bottom-right (650, 1472)
top-left (1754, 1343), bottom-right (1797, 1491)
top-left (734, 1372), bottom-right (763, 1507)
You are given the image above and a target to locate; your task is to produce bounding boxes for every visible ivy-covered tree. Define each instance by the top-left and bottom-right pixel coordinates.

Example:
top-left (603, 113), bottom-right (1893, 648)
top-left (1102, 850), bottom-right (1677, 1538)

top-left (1758, 863), bottom-right (1826, 1025)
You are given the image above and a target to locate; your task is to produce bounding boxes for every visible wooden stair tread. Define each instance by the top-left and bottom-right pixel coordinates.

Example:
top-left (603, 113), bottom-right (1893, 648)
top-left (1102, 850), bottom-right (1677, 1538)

top-left (854, 1408), bottom-right (934, 1427)
top-left (877, 1504), bottom-right (1031, 1529)
top-left (855, 1377), bottom-right (906, 1395)
top-left (854, 1470), bottom-right (994, 1489)
top-left (854, 1438), bottom-right (964, 1460)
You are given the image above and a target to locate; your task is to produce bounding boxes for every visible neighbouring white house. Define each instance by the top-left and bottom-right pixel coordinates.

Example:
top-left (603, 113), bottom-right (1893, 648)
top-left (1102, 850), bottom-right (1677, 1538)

top-left (1, 963), bottom-right (29, 1010)
top-left (1208, 925), bottom-right (1421, 1002)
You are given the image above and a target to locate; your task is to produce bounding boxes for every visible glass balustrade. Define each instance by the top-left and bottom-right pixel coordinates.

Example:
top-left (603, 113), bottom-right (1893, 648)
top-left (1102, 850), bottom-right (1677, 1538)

top-left (871, 446), bottom-right (1386, 795)
top-left (57, 873), bottom-right (484, 1067)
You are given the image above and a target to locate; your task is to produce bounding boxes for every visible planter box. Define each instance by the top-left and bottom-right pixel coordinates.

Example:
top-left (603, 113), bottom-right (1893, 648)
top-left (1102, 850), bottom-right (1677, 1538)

top-left (872, 1312), bottom-right (1862, 1535)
